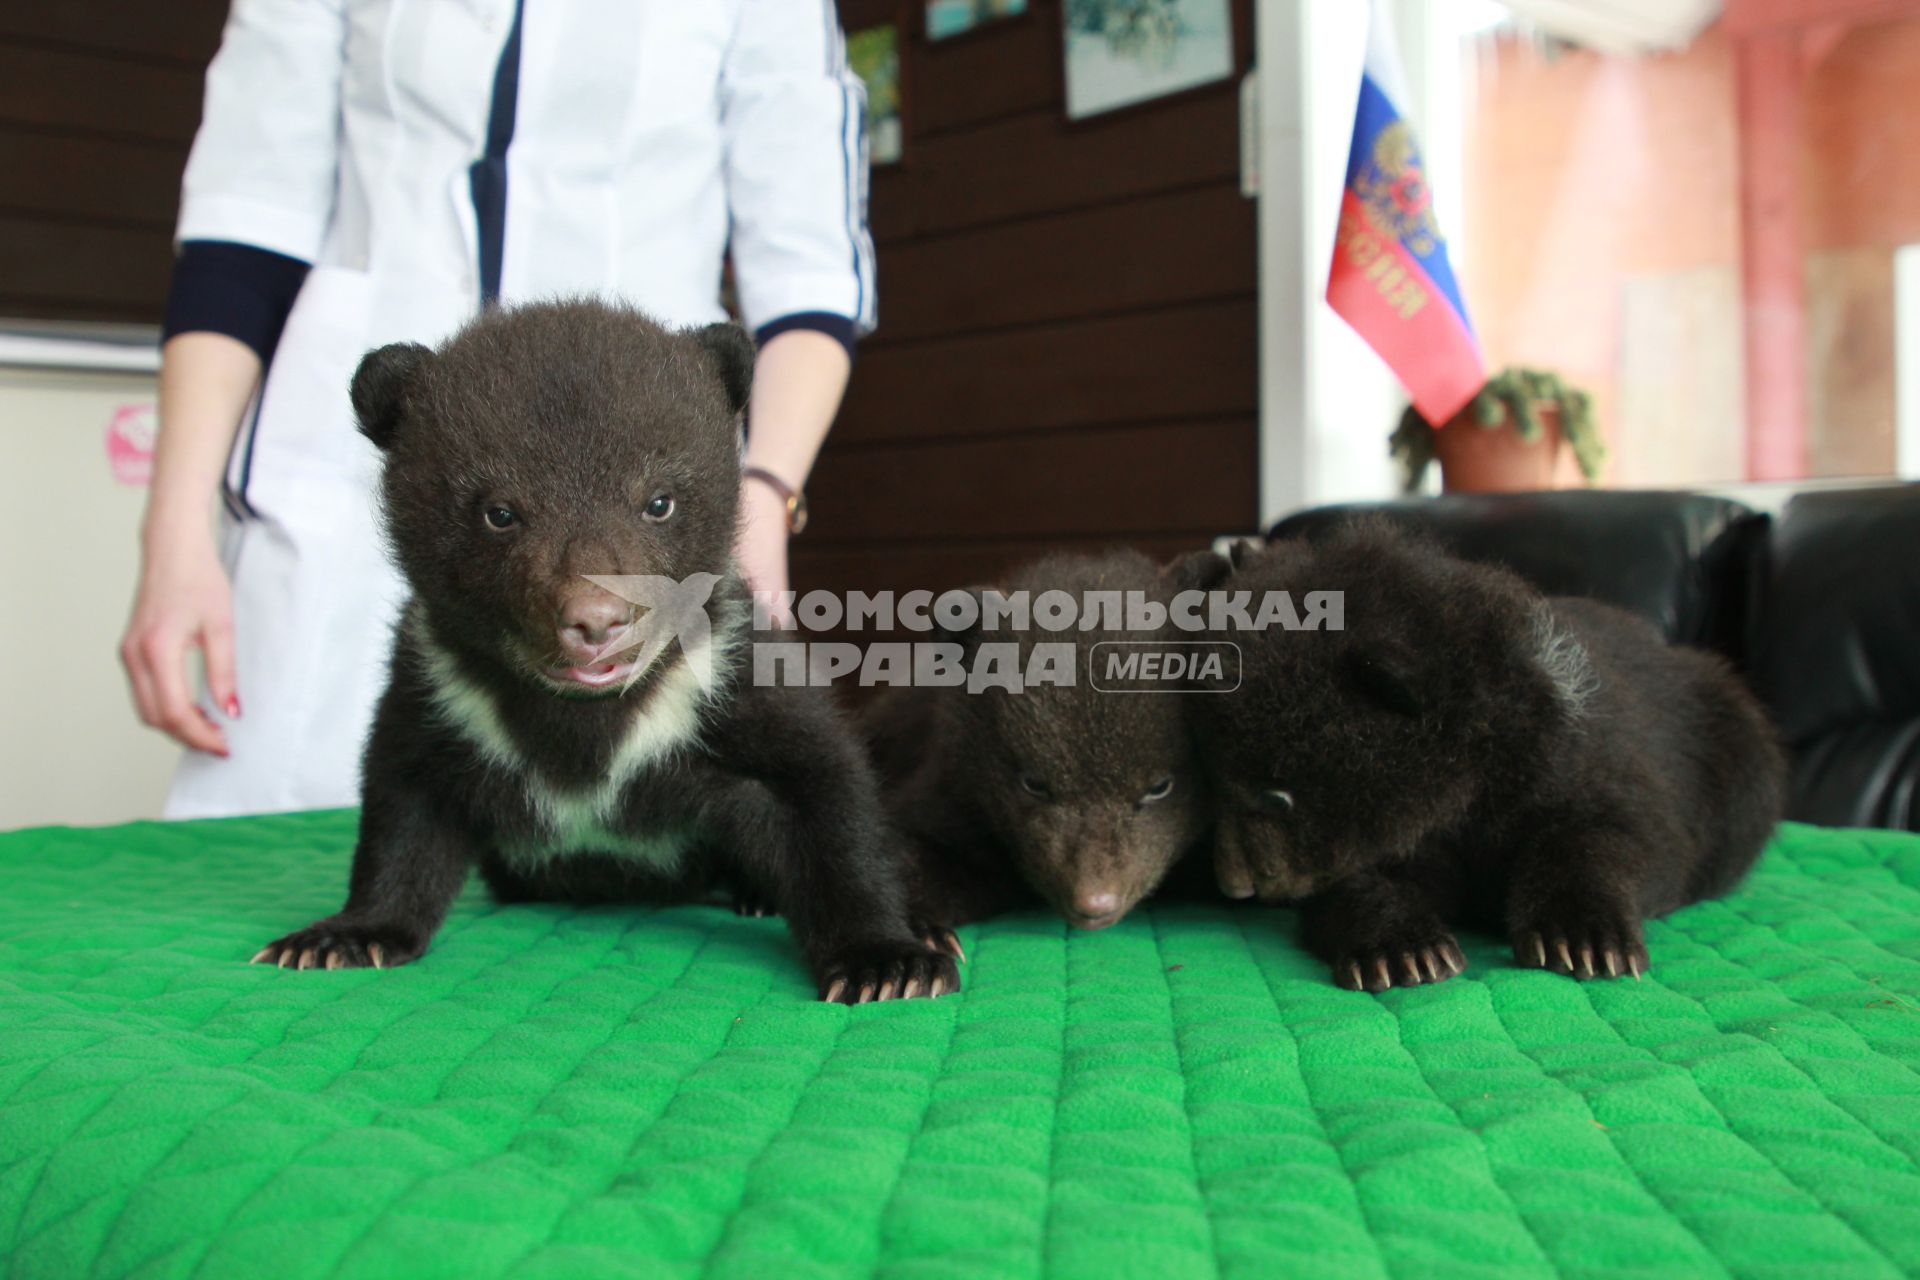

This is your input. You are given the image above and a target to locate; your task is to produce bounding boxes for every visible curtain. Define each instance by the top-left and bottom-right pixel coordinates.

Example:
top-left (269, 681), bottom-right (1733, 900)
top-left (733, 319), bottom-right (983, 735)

top-left (1496, 0), bottom-right (1722, 54)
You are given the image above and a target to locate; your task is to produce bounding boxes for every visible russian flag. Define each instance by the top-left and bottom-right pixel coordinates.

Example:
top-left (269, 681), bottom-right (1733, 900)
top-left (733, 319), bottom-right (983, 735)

top-left (1327, 1), bottom-right (1484, 425)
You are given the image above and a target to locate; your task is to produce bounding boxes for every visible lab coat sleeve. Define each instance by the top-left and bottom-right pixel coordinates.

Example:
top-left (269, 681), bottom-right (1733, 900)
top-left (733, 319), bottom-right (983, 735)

top-left (720, 0), bottom-right (877, 337)
top-left (174, 0), bottom-right (349, 263)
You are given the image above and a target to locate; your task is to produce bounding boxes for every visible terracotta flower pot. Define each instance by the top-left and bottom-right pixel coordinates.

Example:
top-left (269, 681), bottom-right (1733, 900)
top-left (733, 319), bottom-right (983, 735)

top-left (1434, 402), bottom-right (1565, 494)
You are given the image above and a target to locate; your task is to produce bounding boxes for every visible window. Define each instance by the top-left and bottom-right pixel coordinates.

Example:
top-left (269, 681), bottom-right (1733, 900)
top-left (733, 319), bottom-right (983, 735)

top-left (1457, 5), bottom-right (1920, 486)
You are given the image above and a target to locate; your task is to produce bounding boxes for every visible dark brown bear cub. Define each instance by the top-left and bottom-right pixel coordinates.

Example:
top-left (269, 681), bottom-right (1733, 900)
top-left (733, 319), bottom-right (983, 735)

top-left (866, 550), bottom-right (1213, 933)
top-left (1184, 520), bottom-right (1784, 991)
top-left (252, 299), bottom-right (956, 1004)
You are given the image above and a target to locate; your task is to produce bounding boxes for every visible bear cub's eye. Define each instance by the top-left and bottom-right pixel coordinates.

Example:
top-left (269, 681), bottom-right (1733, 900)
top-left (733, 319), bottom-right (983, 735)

top-left (1141, 777), bottom-right (1175, 804)
top-left (643, 494), bottom-right (675, 522)
top-left (483, 505), bottom-right (519, 531)
top-left (1019, 774), bottom-right (1052, 801)
top-left (1261, 788), bottom-right (1295, 815)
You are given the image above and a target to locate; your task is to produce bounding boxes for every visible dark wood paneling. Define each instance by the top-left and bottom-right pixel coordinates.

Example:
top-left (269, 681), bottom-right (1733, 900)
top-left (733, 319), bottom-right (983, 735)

top-left (910, 15), bottom-right (1061, 136)
top-left (805, 418), bottom-right (1256, 546)
top-left (811, 0), bottom-right (1260, 593)
top-left (839, 0), bottom-right (903, 33)
top-left (0, 126), bottom-right (180, 228)
top-left (0, 215), bottom-right (173, 318)
top-left (1, 10), bottom-right (220, 322)
top-left (868, 167), bottom-right (917, 244)
top-left (0, 6), bottom-right (225, 66)
top-left (837, 298), bottom-right (1256, 444)
top-left (871, 183), bottom-right (1255, 343)
top-left (0, 46), bottom-right (204, 146)
top-left (872, 84), bottom-right (1241, 243)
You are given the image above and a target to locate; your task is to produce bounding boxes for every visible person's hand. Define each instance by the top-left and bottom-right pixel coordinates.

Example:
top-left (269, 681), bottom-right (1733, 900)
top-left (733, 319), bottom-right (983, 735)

top-left (121, 526), bottom-right (238, 755)
top-left (738, 476), bottom-right (793, 625)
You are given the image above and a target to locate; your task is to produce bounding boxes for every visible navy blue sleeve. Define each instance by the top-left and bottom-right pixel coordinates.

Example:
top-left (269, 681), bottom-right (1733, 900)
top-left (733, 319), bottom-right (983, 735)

top-left (161, 240), bottom-right (312, 363)
top-left (754, 311), bottom-right (857, 361)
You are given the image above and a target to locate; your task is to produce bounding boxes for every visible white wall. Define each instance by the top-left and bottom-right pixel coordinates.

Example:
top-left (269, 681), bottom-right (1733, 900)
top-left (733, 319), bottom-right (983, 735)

top-left (0, 367), bottom-right (179, 829)
top-left (1899, 243), bottom-right (1920, 480)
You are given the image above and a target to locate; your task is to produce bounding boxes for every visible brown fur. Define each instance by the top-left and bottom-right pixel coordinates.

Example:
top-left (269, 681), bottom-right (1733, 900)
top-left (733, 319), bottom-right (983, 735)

top-left (253, 300), bottom-right (956, 1003)
top-left (1181, 519), bottom-right (1785, 990)
top-left (871, 550), bottom-right (1213, 930)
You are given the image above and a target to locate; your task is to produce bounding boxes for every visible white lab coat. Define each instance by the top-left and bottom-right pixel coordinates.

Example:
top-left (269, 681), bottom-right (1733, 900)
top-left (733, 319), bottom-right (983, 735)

top-left (164, 0), bottom-right (875, 818)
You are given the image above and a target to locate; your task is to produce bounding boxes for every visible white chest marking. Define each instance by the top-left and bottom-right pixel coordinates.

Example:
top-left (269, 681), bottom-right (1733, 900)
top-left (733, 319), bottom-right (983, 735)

top-left (409, 609), bottom-right (735, 865)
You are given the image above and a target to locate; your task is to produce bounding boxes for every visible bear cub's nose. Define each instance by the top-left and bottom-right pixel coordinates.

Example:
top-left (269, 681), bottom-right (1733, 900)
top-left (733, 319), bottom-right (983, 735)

top-left (1074, 891), bottom-right (1120, 920)
top-left (558, 594), bottom-right (633, 661)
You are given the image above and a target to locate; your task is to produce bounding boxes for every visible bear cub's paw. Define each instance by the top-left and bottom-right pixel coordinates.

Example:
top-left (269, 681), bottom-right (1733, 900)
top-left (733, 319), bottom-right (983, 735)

top-left (252, 918), bottom-right (427, 971)
top-left (820, 941), bottom-right (961, 1003)
top-left (1333, 931), bottom-right (1467, 993)
top-left (1511, 898), bottom-right (1648, 980)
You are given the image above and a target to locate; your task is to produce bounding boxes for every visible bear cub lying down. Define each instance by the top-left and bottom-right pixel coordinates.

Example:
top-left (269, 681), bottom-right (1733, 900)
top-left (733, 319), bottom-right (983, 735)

top-left (1184, 521), bottom-right (1785, 991)
top-left (864, 550), bottom-right (1213, 934)
top-left (252, 300), bottom-right (956, 1004)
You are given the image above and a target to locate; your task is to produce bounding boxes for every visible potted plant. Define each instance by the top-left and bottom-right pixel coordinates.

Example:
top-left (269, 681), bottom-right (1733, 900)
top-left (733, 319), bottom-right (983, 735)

top-left (1390, 367), bottom-right (1606, 494)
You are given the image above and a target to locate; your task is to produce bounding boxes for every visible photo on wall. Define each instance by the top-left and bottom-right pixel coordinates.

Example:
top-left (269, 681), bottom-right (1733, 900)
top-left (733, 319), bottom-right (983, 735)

top-left (848, 24), bottom-right (904, 165)
top-left (1064, 0), bottom-right (1234, 119)
top-left (927, 0), bottom-right (1028, 41)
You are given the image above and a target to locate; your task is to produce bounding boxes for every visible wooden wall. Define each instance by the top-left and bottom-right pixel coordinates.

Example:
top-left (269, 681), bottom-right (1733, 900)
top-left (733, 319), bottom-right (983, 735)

top-left (0, 5), bottom-right (225, 323)
top-left (794, 0), bottom-right (1260, 601)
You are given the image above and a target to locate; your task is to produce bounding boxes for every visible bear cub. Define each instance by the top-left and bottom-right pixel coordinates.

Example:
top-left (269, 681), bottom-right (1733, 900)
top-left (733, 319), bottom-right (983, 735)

top-left (867, 550), bottom-right (1213, 934)
top-left (252, 299), bottom-right (956, 1004)
top-left (1183, 520), bottom-right (1784, 991)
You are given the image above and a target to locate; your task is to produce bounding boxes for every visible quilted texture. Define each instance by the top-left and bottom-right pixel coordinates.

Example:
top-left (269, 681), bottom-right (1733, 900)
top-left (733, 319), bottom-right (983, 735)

top-left (3, 814), bottom-right (1919, 1280)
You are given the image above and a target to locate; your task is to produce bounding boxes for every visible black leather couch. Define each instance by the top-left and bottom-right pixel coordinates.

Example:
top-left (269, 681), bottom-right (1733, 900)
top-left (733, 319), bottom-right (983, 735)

top-left (1267, 484), bottom-right (1920, 832)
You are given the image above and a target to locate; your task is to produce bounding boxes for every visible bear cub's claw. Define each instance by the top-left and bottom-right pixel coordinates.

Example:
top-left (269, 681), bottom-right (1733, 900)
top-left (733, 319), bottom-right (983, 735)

top-left (820, 942), bottom-right (961, 1004)
top-left (730, 891), bottom-right (777, 919)
top-left (1512, 906), bottom-right (1648, 980)
top-left (1333, 935), bottom-right (1466, 992)
top-left (252, 919), bottom-right (425, 971)
top-left (911, 922), bottom-right (967, 964)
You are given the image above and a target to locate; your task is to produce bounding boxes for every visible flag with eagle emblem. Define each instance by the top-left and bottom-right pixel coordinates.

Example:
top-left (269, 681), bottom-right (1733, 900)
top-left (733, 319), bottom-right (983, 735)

top-left (1327, 1), bottom-right (1484, 425)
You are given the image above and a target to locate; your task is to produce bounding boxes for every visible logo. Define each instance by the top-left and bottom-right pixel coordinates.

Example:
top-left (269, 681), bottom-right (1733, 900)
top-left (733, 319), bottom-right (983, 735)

top-left (580, 574), bottom-right (723, 690)
top-left (105, 403), bottom-right (156, 486)
top-left (1089, 641), bottom-right (1241, 693)
top-left (573, 580), bottom-right (1339, 693)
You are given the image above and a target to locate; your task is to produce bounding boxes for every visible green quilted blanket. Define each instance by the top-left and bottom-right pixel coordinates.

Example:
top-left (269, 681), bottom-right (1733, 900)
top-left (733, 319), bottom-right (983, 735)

top-left (3, 814), bottom-right (1918, 1279)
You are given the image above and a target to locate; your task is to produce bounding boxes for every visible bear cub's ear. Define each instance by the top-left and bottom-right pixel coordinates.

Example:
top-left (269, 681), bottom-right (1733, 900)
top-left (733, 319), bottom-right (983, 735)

top-left (1162, 547), bottom-right (1235, 594)
top-left (351, 342), bottom-right (433, 451)
top-left (692, 323), bottom-right (756, 417)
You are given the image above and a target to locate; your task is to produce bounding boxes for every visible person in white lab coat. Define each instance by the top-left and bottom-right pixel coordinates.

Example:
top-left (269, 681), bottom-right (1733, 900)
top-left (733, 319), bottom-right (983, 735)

top-left (120, 0), bottom-right (875, 819)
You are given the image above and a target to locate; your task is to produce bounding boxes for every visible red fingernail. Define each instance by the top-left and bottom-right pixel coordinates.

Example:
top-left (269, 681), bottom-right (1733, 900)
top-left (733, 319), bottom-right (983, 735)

top-left (226, 696), bottom-right (241, 719)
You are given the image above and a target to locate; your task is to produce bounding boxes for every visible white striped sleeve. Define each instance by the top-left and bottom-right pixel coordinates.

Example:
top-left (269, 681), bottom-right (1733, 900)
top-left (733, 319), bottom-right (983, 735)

top-left (175, 0), bottom-right (349, 261)
top-left (719, 0), bottom-right (877, 338)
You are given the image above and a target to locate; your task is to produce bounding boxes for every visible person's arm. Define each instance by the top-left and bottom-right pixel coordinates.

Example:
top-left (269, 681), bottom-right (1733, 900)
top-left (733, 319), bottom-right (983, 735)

top-left (738, 330), bottom-right (851, 604)
top-left (121, 0), bottom-right (346, 753)
top-left (122, 335), bottom-right (261, 755)
top-left (720, 1), bottom-right (875, 603)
